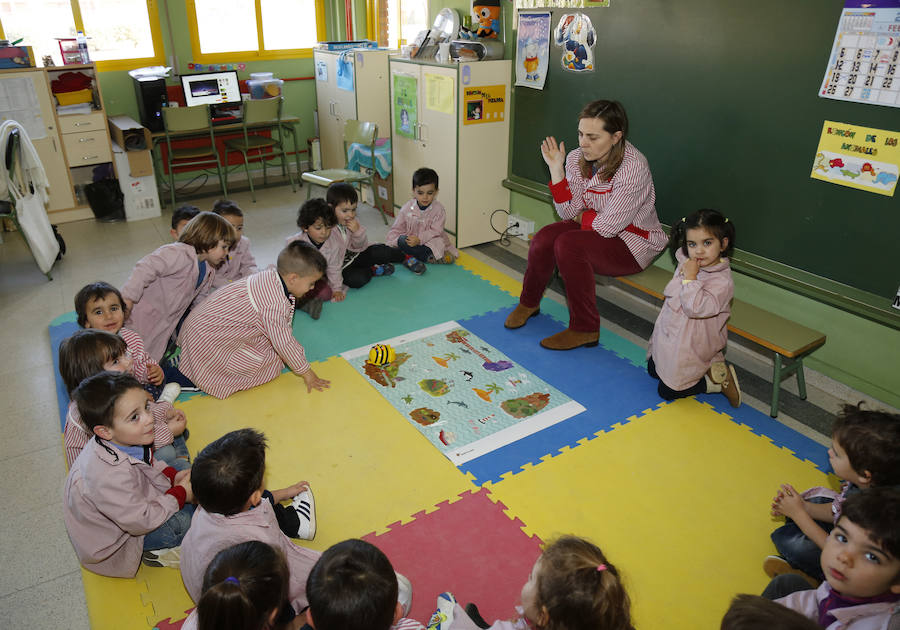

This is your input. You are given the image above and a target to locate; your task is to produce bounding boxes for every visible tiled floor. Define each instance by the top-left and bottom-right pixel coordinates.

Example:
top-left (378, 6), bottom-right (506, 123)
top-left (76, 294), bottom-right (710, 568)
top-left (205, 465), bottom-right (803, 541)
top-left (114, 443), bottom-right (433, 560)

top-left (0, 184), bottom-right (893, 627)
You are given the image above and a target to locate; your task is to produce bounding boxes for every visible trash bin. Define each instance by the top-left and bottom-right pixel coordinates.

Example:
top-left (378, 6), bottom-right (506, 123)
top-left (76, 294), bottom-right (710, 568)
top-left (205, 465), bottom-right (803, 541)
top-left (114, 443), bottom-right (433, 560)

top-left (84, 178), bottom-right (125, 222)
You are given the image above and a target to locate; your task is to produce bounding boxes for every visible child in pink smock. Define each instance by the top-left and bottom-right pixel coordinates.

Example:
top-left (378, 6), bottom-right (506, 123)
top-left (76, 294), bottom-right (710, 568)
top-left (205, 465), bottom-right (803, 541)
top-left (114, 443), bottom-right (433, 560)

top-left (211, 199), bottom-right (258, 290)
top-left (63, 372), bottom-right (194, 577)
top-left (180, 429), bottom-right (319, 624)
top-left (438, 535), bottom-right (634, 630)
top-left (121, 211), bottom-right (236, 362)
top-left (59, 329), bottom-right (188, 470)
top-left (385, 167), bottom-right (458, 275)
top-left (647, 209), bottom-right (741, 407)
top-left (286, 198), bottom-right (345, 319)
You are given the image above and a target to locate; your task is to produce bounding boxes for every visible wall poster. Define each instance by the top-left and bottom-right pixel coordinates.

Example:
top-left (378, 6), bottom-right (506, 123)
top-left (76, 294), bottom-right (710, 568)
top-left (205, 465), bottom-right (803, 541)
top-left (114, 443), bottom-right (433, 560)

top-left (393, 74), bottom-right (418, 139)
top-left (811, 120), bottom-right (899, 196)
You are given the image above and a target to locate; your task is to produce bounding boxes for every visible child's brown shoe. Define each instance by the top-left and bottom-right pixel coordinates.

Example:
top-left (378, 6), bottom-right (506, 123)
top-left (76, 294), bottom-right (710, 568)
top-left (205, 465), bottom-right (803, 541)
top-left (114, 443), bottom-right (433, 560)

top-left (720, 363), bottom-right (742, 407)
top-left (763, 555), bottom-right (819, 588)
top-left (707, 361), bottom-right (728, 384)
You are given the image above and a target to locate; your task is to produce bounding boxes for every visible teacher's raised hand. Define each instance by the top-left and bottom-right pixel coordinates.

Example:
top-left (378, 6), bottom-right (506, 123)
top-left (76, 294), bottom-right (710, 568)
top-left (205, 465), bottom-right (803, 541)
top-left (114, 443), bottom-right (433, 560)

top-left (541, 136), bottom-right (566, 184)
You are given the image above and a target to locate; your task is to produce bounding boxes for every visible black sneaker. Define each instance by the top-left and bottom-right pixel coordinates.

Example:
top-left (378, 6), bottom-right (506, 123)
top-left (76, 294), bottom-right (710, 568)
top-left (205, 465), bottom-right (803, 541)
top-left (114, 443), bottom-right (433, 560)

top-left (299, 297), bottom-right (324, 320)
top-left (403, 257), bottom-right (426, 275)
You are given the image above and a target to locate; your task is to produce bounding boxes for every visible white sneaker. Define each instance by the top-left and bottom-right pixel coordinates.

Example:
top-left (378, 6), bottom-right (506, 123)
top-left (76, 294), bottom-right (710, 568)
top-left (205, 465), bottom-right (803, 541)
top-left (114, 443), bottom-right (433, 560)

top-left (142, 546), bottom-right (181, 568)
top-left (396, 572), bottom-right (412, 618)
top-left (290, 487), bottom-right (316, 540)
top-left (427, 592), bottom-right (457, 630)
top-left (158, 383), bottom-right (181, 404)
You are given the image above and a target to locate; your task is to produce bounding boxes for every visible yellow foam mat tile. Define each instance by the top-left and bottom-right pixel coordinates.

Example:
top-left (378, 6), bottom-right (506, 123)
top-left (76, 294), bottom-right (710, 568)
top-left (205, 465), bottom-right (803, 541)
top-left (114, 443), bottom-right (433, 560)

top-left (178, 356), bottom-right (477, 547)
top-left (485, 398), bottom-right (831, 630)
top-left (455, 251), bottom-right (522, 297)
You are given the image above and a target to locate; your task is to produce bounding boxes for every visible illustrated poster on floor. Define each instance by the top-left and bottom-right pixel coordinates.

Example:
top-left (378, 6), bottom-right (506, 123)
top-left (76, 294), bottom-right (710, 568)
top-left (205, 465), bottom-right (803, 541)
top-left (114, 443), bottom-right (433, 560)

top-left (819, 0), bottom-right (900, 108)
top-left (342, 321), bottom-right (585, 465)
top-left (811, 120), bottom-right (899, 196)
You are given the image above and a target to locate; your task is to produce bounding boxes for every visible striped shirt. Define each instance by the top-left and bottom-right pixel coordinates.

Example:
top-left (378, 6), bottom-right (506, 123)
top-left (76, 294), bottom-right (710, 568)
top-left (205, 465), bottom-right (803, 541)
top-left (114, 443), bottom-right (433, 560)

top-left (177, 267), bottom-right (310, 399)
top-left (118, 327), bottom-right (158, 386)
top-left (63, 400), bottom-right (175, 469)
top-left (550, 143), bottom-right (667, 269)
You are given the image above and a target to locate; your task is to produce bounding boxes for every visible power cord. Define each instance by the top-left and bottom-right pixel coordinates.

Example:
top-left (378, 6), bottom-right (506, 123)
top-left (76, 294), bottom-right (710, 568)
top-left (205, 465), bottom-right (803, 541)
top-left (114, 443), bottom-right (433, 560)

top-left (490, 208), bottom-right (516, 247)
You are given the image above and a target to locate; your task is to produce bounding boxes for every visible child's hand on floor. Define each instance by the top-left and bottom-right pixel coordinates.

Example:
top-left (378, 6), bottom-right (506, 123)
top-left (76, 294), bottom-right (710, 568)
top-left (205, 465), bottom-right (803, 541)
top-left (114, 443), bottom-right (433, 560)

top-left (147, 364), bottom-right (164, 385)
top-left (270, 480), bottom-right (311, 503)
top-left (301, 369), bottom-right (331, 393)
top-left (332, 291), bottom-right (345, 302)
top-left (175, 469), bottom-right (194, 503)
top-left (771, 483), bottom-right (805, 519)
top-left (406, 234), bottom-right (420, 247)
top-left (166, 408), bottom-right (187, 437)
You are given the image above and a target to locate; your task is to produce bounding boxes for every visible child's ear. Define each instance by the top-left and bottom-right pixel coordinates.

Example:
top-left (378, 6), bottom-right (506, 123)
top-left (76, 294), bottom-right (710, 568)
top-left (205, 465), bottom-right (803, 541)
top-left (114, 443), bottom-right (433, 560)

top-left (393, 602), bottom-right (403, 624)
top-left (93, 425), bottom-right (113, 441)
top-left (890, 580), bottom-right (900, 595)
top-left (856, 469), bottom-right (873, 487)
top-left (721, 237), bottom-right (729, 251)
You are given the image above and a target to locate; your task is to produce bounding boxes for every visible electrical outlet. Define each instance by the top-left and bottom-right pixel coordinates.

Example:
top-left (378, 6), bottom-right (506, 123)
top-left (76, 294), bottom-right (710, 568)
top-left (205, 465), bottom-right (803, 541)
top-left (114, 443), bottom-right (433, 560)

top-left (507, 214), bottom-right (534, 241)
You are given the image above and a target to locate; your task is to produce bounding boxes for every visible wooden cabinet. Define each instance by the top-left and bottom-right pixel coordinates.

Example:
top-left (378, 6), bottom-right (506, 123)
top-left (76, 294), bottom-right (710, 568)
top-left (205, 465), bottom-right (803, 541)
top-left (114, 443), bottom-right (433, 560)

top-left (0, 63), bottom-right (116, 223)
top-left (389, 58), bottom-right (510, 248)
top-left (314, 48), bottom-right (395, 170)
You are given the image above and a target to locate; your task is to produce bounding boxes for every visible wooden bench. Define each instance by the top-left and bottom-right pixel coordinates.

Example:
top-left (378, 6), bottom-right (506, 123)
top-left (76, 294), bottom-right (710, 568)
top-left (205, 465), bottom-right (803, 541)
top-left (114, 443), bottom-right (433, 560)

top-left (614, 266), bottom-right (827, 417)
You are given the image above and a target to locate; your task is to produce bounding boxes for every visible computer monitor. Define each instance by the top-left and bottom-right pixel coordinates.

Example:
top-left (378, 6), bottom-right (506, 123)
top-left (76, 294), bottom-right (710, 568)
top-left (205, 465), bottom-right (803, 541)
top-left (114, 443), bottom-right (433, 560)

top-left (181, 71), bottom-right (241, 108)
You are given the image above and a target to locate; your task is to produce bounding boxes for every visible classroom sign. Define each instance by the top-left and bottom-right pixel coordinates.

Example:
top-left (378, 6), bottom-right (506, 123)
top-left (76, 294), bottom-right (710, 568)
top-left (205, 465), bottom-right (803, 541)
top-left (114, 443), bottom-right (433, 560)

top-left (393, 74), bottom-right (418, 140)
top-left (811, 120), bottom-right (899, 196)
top-left (342, 321), bottom-right (585, 465)
top-left (463, 85), bottom-right (506, 125)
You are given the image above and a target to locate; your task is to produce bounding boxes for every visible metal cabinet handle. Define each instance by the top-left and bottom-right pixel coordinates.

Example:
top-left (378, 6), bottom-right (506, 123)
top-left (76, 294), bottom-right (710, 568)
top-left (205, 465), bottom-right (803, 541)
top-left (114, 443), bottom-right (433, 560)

top-left (78, 137), bottom-right (95, 143)
top-left (81, 155), bottom-right (99, 161)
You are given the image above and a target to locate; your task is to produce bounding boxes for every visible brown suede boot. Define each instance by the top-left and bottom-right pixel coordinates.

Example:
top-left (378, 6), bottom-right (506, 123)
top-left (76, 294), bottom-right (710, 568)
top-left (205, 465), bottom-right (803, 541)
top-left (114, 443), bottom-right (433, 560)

top-left (540, 329), bottom-right (599, 350)
top-left (504, 304), bottom-right (540, 329)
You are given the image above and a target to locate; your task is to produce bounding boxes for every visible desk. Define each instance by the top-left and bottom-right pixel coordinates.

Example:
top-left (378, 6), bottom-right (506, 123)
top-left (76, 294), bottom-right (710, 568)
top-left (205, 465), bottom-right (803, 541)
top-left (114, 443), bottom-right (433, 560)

top-left (150, 116), bottom-right (301, 204)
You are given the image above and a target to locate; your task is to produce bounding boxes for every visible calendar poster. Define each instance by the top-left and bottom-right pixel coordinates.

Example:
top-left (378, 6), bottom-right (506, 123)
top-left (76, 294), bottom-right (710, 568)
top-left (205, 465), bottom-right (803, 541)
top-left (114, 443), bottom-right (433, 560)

top-left (811, 120), bottom-right (900, 196)
top-left (819, 0), bottom-right (900, 108)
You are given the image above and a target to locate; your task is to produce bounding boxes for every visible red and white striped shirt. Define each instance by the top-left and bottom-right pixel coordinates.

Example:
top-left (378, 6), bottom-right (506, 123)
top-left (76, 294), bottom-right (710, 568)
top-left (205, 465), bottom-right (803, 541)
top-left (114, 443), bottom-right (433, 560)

top-left (177, 267), bottom-right (310, 399)
top-left (549, 143), bottom-right (667, 269)
top-left (118, 327), bottom-right (158, 386)
top-left (63, 400), bottom-right (175, 469)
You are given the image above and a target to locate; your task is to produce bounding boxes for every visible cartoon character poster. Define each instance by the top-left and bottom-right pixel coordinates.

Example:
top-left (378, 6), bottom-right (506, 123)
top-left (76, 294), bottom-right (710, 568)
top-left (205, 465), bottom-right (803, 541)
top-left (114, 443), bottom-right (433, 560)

top-left (811, 120), bottom-right (899, 196)
top-left (516, 11), bottom-right (551, 90)
top-left (393, 74), bottom-right (418, 140)
top-left (554, 13), bottom-right (595, 72)
top-left (463, 85), bottom-right (506, 125)
top-left (342, 321), bottom-right (584, 465)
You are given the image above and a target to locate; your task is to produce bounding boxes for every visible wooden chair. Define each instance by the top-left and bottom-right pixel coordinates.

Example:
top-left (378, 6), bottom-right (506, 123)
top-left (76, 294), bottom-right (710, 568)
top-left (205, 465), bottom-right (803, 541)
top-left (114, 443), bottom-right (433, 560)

top-left (223, 97), bottom-right (296, 202)
top-left (300, 119), bottom-right (387, 224)
top-left (161, 105), bottom-right (227, 208)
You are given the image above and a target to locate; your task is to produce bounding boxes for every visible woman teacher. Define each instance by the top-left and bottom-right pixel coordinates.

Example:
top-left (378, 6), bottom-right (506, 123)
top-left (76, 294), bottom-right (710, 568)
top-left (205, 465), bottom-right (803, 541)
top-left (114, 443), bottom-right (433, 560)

top-left (505, 99), bottom-right (667, 350)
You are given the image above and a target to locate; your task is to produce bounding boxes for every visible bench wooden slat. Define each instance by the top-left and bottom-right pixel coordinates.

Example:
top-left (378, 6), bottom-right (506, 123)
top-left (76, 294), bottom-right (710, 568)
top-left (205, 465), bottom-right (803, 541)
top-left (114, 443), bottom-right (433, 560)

top-left (613, 267), bottom-right (826, 358)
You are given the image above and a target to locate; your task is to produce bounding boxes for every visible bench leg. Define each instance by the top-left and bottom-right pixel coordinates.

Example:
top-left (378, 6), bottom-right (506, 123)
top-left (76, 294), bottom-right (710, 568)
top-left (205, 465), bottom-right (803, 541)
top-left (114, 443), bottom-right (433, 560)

top-left (771, 353), bottom-right (782, 418)
top-left (796, 359), bottom-right (807, 400)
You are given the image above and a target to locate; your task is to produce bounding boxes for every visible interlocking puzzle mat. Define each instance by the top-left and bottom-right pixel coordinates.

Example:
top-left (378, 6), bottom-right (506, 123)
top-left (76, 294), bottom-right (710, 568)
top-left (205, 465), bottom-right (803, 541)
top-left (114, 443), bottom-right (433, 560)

top-left (342, 321), bottom-right (585, 464)
top-left (49, 312), bottom-right (79, 430)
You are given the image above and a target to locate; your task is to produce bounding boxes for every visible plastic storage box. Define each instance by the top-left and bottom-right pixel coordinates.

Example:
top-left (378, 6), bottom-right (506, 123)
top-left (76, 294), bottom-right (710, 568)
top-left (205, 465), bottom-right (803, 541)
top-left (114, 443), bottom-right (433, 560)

top-left (247, 77), bottom-right (283, 99)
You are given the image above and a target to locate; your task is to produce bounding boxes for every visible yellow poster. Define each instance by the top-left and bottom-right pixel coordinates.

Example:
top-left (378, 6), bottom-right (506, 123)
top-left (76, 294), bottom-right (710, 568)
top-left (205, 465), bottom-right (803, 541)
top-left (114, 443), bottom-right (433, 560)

top-left (811, 120), bottom-right (899, 197)
top-left (463, 85), bottom-right (506, 125)
top-left (424, 73), bottom-right (454, 114)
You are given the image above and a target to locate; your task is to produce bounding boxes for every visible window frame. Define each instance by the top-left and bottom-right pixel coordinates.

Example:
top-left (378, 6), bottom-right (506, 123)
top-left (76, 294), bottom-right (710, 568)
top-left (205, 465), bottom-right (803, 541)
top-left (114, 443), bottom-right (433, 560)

top-left (0, 0), bottom-right (166, 71)
top-left (185, 0), bottom-right (326, 62)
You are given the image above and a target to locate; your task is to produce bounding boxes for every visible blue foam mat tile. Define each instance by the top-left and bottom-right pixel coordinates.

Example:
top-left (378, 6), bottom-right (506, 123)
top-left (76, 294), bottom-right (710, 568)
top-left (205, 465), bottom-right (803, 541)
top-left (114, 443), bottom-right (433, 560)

top-left (456, 308), bottom-right (663, 484)
top-left (50, 313), bottom-right (80, 431)
top-left (297, 263), bottom-right (518, 362)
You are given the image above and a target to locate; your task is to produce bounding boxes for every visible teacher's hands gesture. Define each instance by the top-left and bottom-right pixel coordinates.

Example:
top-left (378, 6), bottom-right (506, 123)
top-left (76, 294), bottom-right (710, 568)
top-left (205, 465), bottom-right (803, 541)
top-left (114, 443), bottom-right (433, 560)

top-left (541, 136), bottom-right (566, 184)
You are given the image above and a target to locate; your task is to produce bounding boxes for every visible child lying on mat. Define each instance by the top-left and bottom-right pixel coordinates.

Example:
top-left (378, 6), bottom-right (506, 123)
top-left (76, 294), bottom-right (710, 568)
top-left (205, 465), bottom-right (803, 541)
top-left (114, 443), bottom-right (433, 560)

top-left (433, 535), bottom-right (634, 630)
top-left (762, 488), bottom-right (900, 630)
top-left (766, 404), bottom-right (900, 585)
top-left (306, 539), bottom-right (423, 630)
top-left (327, 182), bottom-right (405, 290)
top-left (180, 429), bottom-right (319, 624)
top-left (179, 541), bottom-right (292, 630)
top-left (173, 241), bottom-right (331, 398)
top-left (63, 372), bottom-right (194, 577)
top-left (59, 329), bottom-right (189, 471)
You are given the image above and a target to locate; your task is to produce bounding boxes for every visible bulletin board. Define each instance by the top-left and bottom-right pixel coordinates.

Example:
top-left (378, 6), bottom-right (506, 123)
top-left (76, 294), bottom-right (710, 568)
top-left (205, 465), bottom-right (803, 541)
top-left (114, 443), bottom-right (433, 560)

top-left (508, 0), bottom-right (899, 299)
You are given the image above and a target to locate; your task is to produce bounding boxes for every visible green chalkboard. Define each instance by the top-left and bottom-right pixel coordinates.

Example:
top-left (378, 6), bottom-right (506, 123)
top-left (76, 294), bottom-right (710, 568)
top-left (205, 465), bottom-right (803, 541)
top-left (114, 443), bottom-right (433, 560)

top-left (510, 1), bottom-right (898, 299)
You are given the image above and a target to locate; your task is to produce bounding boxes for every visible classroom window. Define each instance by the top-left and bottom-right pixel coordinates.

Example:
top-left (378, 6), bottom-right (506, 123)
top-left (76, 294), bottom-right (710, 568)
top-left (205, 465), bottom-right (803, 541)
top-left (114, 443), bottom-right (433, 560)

top-left (0, 0), bottom-right (163, 69)
top-left (188, 0), bottom-right (325, 61)
top-left (378, 0), bottom-right (428, 47)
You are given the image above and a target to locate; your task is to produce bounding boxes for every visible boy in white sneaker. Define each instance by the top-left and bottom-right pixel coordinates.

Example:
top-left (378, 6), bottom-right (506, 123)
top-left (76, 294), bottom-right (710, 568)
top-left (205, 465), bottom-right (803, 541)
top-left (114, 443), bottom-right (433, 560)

top-left (180, 429), bottom-right (320, 623)
top-left (764, 488), bottom-right (900, 629)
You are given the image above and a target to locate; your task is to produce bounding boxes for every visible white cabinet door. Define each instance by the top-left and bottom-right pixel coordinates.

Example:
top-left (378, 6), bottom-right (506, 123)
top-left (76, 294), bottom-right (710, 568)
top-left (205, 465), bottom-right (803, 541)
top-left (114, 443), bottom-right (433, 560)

top-left (390, 63), bottom-right (425, 209)
top-left (418, 66), bottom-right (458, 238)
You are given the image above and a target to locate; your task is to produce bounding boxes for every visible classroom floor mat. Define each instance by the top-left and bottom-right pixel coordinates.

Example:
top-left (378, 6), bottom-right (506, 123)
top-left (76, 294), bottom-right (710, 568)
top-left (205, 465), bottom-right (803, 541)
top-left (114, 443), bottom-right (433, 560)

top-left (483, 397), bottom-right (834, 629)
top-left (49, 312), bottom-right (79, 430)
top-left (362, 487), bottom-right (543, 625)
top-left (342, 321), bottom-right (585, 465)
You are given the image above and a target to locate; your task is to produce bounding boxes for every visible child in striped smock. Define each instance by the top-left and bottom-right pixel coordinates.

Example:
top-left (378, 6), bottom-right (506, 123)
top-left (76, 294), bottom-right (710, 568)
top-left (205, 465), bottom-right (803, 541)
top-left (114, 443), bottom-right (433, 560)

top-left (210, 199), bottom-right (259, 290)
top-left (58, 329), bottom-right (189, 470)
top-left (175, 242), bottom-right (331, 399)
